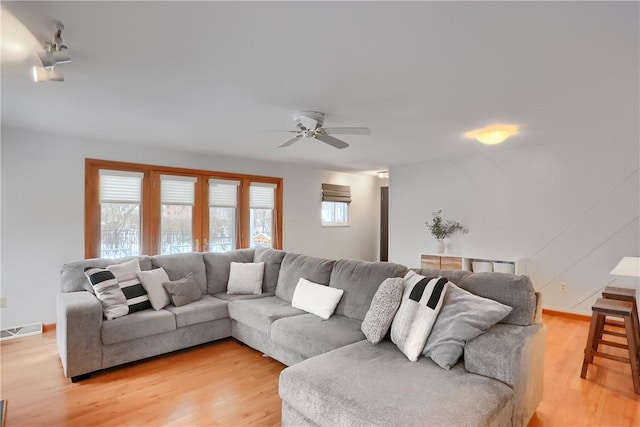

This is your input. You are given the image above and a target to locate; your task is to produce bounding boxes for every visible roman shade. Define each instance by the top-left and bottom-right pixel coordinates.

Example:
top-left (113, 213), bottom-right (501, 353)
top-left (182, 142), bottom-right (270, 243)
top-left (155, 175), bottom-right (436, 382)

top-left (321, 183), bottom-right (351, 203)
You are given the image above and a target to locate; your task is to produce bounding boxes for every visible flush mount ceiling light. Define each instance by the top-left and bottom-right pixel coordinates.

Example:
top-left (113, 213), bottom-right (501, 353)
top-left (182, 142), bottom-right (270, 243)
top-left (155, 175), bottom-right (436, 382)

top-left (464, 124), bottom-right (519, 145)
top-left (32, 22), bottom-right (71, 83)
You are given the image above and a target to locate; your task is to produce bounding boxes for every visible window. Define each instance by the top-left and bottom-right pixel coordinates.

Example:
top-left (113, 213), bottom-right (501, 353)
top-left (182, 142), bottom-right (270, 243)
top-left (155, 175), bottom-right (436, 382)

top-left (85, 159), bottom-right (282, 258)
top-left (321, 183), bottom-right (351, 226)
top-left (209, 179), bottom-right (239, 252)
top-left (249, 183), bottom-right (276, 248)
top-left (322, 201), bottom-right (349, 226)
top-left (160, 175), bottom-right (196, 255)
top-left (98, 170), bottom-right (143, 259)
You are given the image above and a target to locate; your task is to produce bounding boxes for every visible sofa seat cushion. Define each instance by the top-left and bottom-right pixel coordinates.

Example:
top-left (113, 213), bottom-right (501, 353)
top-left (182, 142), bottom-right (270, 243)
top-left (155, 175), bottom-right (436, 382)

top-left (279, 340), bottom-right (515, 427)
top-left (214, 292), bottom-right (274, 302)
top-left (228, 296), bottom-right (305, 335)
top-left (102, 309), bottom-right (176, 345)
top-left (271, 313), bottom-right (365, 360)
top-left (164, 295), bottom-right (229, 328)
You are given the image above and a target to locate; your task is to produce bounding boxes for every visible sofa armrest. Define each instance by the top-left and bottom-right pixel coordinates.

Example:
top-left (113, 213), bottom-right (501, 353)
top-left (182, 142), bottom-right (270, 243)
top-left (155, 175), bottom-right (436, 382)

top-left (56, 292), bottom-right (103, 379)
top-left (464, 323), bottom-right (545, 427)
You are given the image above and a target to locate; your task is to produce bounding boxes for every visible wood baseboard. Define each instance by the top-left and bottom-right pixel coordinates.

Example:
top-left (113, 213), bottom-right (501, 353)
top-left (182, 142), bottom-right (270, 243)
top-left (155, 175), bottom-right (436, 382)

top-left (543, 308), bottom-right (591, 322)
top-left (42, 323), bottom-right (56, 332)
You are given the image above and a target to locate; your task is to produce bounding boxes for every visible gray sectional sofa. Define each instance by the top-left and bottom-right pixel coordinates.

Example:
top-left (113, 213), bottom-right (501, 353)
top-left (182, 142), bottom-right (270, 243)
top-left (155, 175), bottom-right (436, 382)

top-left (57, 247), bottom-right (544, 427)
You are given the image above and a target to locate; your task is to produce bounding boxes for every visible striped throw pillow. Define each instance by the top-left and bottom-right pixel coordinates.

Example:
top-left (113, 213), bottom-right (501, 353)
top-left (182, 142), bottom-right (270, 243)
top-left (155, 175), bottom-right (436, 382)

top-left (391, 271), bottom-right (449, 361)
top-left (107, 259), bottom-right (152, 313)
top-left (84, 267), bottom-right (129, 320)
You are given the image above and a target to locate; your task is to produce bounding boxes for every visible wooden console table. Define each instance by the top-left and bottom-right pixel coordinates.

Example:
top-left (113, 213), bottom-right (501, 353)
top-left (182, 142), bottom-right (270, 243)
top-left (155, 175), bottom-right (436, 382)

top-left (420, 253), bottom-right (526, 275)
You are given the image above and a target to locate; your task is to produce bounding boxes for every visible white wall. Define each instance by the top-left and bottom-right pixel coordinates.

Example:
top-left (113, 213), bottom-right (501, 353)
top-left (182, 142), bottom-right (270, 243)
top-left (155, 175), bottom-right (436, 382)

top-left (389, 136), bottom-right (639, 315)
top-left (0, 126), bottom-right (379, 328)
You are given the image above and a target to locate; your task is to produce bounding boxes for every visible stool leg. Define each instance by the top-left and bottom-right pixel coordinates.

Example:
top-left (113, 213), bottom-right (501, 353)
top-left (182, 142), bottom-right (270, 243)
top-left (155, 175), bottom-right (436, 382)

top-left (582, 312), bottom-right (602, 378)
top-left (624, 314), bottom-right (640, 394)
top-left (632, 301), bottom-right (640, 351)
top-left (595, 313), bottom-right (606, 345)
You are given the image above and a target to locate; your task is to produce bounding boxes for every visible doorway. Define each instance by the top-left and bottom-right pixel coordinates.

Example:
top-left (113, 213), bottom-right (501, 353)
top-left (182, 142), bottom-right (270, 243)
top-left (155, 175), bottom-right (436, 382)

top-left (380, 186), bottom-right (389, 261)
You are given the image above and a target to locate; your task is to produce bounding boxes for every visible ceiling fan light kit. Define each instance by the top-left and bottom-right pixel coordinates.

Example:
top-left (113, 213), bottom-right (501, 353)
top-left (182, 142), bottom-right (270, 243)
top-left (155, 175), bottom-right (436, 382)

top-left (278, 111), bottom-right (371, 150)
top-left (32, 23), bottom-right (71, 83)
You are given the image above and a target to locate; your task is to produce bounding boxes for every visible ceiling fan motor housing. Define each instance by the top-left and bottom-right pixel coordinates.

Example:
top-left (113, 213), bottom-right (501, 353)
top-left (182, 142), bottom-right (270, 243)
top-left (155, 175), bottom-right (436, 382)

top-left (294, 111), bottom-right (325, 130)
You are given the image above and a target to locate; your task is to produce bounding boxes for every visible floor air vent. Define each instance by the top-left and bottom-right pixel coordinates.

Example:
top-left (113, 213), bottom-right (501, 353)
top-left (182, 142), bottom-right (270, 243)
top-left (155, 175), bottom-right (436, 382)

top-left (0, 322), bottom-right (43, 341)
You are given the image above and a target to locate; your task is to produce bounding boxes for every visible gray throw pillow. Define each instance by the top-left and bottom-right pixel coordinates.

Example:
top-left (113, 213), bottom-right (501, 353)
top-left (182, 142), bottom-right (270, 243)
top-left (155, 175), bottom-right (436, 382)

top-left (361, 278), bottom-right (404, 344)
top-left (163, 273), bottom-right (202, 307)
top-left (423, 283), bottom-right (512, 369)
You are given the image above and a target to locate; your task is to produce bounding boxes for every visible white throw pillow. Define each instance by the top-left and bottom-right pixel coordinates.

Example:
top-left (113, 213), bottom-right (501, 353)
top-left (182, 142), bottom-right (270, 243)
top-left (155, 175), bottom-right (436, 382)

top-left (291, 278), bottom-right (344, 320)
top-left (137, 268), bottom-right (171, 310)
top-left (390, 271), bottom-right (449, 362)
top-left (227, 262), bottom-right (265, 295)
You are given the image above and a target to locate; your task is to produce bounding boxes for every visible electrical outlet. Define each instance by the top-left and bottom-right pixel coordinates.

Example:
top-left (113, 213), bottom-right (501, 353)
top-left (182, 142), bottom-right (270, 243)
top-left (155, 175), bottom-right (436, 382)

top-left (559, 282), bottom-right (567, 293)
top-left (0, 297), bottom-right (6, 308)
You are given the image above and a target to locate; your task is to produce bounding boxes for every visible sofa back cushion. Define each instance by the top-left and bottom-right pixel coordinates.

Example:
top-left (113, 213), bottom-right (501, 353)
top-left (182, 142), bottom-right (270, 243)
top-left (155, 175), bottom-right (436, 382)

top-left (330, 259), bottom-right (408, 321)
top-left (458, 273), bottom-right (537, 326)
top-left (151, 252), bottom-right (207, 294)
top-left (60, 256), bottom-right (152, 293)
top-left (275, 253), bottom-right (335, 302)
top-left (412, 269), bottom-right (537, 326)
top-left (203, 249), bottom-right (255, 294)
top-left (254, 247), bottom-right (287, 294)
top-left (412, 268), bottom-right (472, 285)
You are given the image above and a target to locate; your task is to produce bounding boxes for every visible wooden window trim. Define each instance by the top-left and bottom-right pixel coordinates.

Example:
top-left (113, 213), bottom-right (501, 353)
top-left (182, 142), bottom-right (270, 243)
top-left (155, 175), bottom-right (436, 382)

top-left (85, 158), bottom-right (283, 259)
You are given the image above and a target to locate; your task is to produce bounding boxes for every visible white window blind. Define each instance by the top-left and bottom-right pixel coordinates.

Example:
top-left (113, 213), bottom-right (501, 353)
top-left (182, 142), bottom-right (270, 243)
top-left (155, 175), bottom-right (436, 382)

top-left (209, 179), bottom-right (239, 207)
top-left (160, 175), bottom-right (197, 205)
top-left (250, 183), bottom-right (276, 209)
top-left (99, 170), bottom-right (144, 203)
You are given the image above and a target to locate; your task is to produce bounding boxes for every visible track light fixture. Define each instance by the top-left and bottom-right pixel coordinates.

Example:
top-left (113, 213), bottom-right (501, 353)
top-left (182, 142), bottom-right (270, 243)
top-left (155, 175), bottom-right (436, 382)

top-left (32, 66), bottom-right (64, 82)
top-left (32, 22), bottom-right (71, 83)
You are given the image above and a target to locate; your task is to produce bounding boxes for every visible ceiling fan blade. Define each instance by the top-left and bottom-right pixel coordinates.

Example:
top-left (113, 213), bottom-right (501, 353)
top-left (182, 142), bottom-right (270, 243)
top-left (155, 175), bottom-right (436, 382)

top-left (322, 127), bottom-right (371, 135)
top-left (316, 134), bottom-right (349, 149)
top-left (279, 135), bottom-right (303, 148)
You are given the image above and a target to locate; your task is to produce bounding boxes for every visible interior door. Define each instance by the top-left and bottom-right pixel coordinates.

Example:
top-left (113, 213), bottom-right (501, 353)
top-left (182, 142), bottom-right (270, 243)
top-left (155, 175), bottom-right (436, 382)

top-left (380, 186), bottom-right (389, 262)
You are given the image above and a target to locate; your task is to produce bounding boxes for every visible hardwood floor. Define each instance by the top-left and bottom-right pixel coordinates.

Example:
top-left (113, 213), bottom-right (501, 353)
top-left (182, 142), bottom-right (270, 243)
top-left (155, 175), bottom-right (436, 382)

top-left (1, 313), bottom-right (639, 426)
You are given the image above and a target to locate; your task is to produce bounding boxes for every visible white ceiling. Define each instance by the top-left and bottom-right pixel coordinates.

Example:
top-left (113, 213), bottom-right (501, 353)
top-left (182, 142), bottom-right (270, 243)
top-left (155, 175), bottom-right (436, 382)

top-left (2, 1), bottom-right (638, 172)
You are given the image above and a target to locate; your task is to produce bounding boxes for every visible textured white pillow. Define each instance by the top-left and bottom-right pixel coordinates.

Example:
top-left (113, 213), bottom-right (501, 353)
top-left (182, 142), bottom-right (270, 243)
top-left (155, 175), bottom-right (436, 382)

top-left (227, 262), bottom-right (265, 295)
top-left (291, 278), bottom-right (344, 320)
top-left (137, 268), bottom-right (171, 310)
top-left (391, 271), bottom-right (449, 361)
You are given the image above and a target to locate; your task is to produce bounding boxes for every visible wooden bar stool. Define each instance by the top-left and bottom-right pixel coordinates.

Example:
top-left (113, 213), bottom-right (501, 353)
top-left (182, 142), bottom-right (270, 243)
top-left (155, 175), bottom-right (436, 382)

top-left (602, 286), bottom-right (639, 347)
top-left (581, 298), bottom-right (640, 394)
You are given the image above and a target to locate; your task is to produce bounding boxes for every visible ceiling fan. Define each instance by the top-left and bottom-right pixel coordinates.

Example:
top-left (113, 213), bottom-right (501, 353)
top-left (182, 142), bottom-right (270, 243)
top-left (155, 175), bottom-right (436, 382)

top-left (279, 112), bottom-right (371, 150)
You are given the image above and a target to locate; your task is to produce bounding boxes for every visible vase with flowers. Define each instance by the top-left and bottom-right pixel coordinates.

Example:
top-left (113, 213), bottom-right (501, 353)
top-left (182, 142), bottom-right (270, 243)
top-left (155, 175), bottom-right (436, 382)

top-left (424, 210), bottom-right (469, 253)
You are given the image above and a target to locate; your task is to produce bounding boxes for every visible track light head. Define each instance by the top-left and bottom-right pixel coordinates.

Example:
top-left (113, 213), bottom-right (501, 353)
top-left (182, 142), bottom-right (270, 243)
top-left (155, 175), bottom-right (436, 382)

top-left (32, 21), bottom-right (70, 83)
top-left (32, 66), bottom-right (64, 83)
